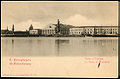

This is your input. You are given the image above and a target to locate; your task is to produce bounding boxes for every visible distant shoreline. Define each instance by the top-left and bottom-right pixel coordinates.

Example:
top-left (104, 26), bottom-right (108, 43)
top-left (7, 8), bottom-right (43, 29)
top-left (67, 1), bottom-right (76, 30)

top-left (1, 35), bottom-right (119, 37)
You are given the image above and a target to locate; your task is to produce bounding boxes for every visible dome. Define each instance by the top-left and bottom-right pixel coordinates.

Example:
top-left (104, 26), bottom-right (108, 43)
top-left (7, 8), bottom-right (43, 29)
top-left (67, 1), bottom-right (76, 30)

top-left (29, 24), bottom-right (33, 30)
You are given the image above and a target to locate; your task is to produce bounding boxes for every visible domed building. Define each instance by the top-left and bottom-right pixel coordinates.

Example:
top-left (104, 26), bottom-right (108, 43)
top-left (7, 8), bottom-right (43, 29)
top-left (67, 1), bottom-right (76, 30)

top-left (41, 23), bottom-right (56, 36)
top-left (29, 24), bottom-right (33, 31)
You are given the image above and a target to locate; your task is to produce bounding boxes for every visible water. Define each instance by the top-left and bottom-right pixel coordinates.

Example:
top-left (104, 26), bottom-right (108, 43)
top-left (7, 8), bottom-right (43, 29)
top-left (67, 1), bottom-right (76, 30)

top-left (1, 37), bottom-right (118, 57)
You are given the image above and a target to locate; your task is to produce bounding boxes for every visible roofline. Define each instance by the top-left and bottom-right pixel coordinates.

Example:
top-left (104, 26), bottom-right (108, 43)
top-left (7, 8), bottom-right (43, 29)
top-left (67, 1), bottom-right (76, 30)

top-left (71, 26), bottom-right (118, 28)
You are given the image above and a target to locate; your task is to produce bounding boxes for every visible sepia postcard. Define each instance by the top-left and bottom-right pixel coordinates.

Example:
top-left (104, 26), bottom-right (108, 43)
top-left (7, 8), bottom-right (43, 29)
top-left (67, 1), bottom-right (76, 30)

top-left (1, 1), bottom-right (119, 78)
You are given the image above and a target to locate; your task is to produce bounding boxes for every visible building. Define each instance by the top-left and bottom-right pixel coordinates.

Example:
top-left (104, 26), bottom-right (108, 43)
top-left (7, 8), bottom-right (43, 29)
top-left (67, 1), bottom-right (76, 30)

top-left (1, 26), bottom-right (14, 35)
top-left (69, 27), bottom-right (84, 36)
top-left (28, 24), bottom-right (42, 36)
top-left (42, 19), bottom-right (73, 36)
top-left (69, 26), bottom-right (118, 36)
top-left (94, 26), bottom-right (118, 35)
top-left (42, 28), bottom-right (55, 36)
top-left (41, 24), bottom-right (56, 36)
top-left (29, 29), bottom-right (42, 36)
top-left (29, 24), bottom-right (33, 31)
top-left (54, 20), bottom-right (72, 36)
top-left (1, 28), bottom-right (9, 34)
top-left (29, 29), bottom-right (38, 35)
top-left (84, 26), bottom-right (94, 35)
top-left (14, 31), bottom-right (28, 35)
top-left (69, 26), bottom-right (94, 36)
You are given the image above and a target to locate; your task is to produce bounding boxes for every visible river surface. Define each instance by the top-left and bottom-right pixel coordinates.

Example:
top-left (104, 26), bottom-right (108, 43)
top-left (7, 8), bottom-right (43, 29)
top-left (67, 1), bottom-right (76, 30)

top-left (1, 37), bottom-right (118, 57)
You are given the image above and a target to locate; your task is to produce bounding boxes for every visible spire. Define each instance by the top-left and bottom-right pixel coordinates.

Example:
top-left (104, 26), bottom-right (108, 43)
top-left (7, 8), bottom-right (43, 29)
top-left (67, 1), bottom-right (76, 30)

top-left (7, 26), bottom-right (8, 31)
top-left (12, 24), bottom-right (14, 32)
top-left (58, 19), bottom-right (60, 26)
top-left (57, 19), bottom-right (60, 32)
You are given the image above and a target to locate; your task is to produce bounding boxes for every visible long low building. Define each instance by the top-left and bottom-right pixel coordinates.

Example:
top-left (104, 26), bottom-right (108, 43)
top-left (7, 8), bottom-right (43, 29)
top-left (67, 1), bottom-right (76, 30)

top-left (69, 26), bottom-right (118, 36)
top-left (94, 26), bottom-right (118, 35)
top-left (69, 27), bottom-right (84, 36)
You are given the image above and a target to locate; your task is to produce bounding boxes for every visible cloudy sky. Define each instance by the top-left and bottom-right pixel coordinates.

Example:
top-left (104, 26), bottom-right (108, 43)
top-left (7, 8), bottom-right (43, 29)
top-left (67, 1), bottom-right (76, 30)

top-left (1, 1), bottom-right (118, 31)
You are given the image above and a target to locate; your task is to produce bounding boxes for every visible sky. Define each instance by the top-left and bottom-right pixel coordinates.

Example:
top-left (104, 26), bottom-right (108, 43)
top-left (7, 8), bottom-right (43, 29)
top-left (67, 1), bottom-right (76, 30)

top-left (1, 1), bottom-right (118, 31)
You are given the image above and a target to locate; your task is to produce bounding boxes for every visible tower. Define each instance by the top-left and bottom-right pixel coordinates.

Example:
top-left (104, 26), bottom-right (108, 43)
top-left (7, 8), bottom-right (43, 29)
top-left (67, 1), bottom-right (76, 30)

top-left (12, 24), bottom-right (14, 32)
top-left (56, 19), bottom-right (60, 34)
top-left (6, 26), bottom-right (8, 31)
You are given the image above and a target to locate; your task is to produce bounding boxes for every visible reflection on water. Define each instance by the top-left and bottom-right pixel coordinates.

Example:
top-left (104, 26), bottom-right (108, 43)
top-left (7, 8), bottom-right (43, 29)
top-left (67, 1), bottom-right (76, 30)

top-left (1, 37), bottom-right (118, 57)
top-left (55, 39), bottom-right (69, 56)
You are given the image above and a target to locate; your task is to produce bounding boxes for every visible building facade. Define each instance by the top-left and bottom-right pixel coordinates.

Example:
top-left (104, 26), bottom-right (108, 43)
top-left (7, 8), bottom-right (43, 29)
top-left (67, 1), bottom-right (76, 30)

top-left (29, 29), bottom-right (38, 35)
top-left (41, 24), bottom-right (56, 36)
top-left (69, 27), bottom-right (84, 36)
top-left (42, 28), bottom-right (55, 36)
top-left (84, 27), bottom-right (94, 35)
top-left (94, 26), bottom-right (118, 35)
top-left (69, 26), bottom-right (118, 36)
top-left (29, 29), bottom-right (42, 36)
